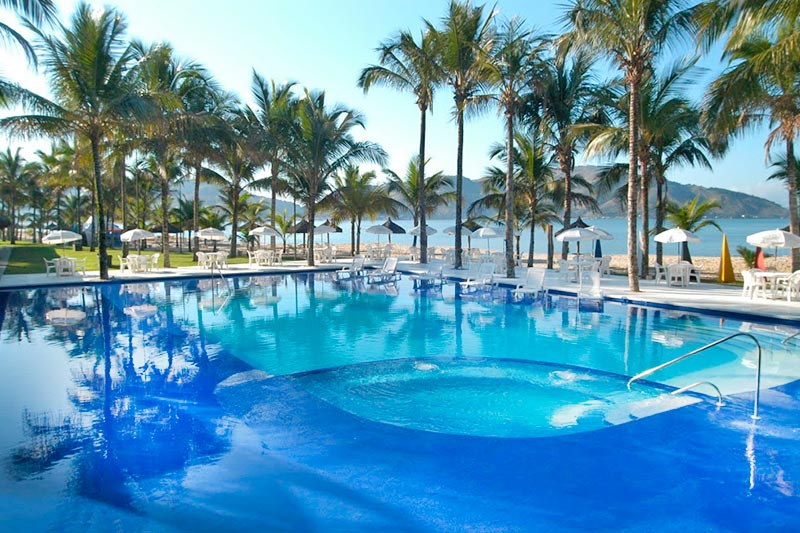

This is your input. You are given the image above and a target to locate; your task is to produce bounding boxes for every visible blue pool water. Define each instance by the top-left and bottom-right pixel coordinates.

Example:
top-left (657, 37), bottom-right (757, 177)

top-left (1, 272), bottom-right (799, 530)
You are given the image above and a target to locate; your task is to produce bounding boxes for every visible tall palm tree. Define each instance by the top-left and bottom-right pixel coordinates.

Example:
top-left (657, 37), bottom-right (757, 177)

top-left (322, 165), bottom-right (400, 255)
top-left (282, 89), bottom-right (387, 266)
top-left (385, 158), bottom-right (455, 246)
top-left (0, 3), bottom-right (146, 278)
top-left (430, 0), bottom-right (496, 268)
top-left (564, 0), bottom-right (696, 291)
top-left (537, 45), bottom-right (602, 260)
top-left (359, 28), bottom-right (442, 263)
top-left (586, 62), bottom-right (713, 269)
top-left (204, 108), bottom-right (263, 257)
top-left (487, 17), bottom-right (546, 277)
top-left (134, 41), bottom-right (212, 267)
top-left (250, 73), bottom-right (297, 251)
top-left (703, 31), bottom-right (800, 270)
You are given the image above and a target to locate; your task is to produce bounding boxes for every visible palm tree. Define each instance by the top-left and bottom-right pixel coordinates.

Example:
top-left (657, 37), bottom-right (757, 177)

top-left (430, 0), bottom-right (496, 268)
top-left (323, 164), bottom-right (401, 255)
top-left (487, 18), bottom-right (546, 277)
top-left (0, 147), bottom-right (31, 243)
top-left (564, 0), bottom-right (697, 291)
top-left (0, 4), bottom-right (146, 279)
top-left (665, 196), bottom-right (721, 261)
top-left (282, 89), bottom-right (387, 266)
top-left (480, 130), bottom-right (591, 267)
top-left (250, 73), bottom-right (297, 252)
top-left (385, 158), bottom-right (455, 246)
top-left (204, 109), bottom-right (263, 257)
top-left (703, 31), bottom-right (800, 270)
top-left (586, 62), bottom-right (713, 270)
top-left (537, 45), bottom-right (602, 260)
top-left (134, 41), bottom-right (213, 267)
top-left (359, 27), bottom-right (443, 263)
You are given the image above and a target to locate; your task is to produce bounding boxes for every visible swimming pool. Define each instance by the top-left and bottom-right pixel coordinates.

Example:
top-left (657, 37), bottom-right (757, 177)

top-left (1, 272), bottom-right (798, 530)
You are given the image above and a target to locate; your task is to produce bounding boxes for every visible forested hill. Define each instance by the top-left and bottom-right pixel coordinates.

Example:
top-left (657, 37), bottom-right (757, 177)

top-left (435, 167), bottom-right (787, 219)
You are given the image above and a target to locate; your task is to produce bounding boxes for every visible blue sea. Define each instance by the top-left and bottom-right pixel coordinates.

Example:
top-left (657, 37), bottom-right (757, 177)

top-left (299, 217), bottom-right (789, 257)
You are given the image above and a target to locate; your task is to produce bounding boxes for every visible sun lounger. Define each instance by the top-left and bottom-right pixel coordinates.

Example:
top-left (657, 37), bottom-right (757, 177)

top-left (512, 267), bottom-right (546, 301)
top-left (336, 255), bottom-right (366, 280)
top-left (459, 262), bottom-right (495, 293)
top-left (411, 260), bottom-right (445, 289)
top-left (366, 256), bottom-right (400, 284)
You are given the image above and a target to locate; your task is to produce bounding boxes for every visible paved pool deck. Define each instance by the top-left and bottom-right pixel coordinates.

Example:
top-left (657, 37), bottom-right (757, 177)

top-left (1, 253), bottom-right (798, 323)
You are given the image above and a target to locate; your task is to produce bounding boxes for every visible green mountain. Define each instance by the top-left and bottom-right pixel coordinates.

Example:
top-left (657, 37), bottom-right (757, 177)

top-left (433, 167), bottom-right (787, 219)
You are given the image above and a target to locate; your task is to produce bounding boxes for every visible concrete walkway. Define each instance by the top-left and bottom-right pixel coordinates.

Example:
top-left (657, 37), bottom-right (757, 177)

top-left (1, 256), bottom-right (798, 323)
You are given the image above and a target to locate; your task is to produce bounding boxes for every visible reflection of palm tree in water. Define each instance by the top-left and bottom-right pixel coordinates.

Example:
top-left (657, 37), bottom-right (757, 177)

top-left (7, 287), bottom-right (232, 511)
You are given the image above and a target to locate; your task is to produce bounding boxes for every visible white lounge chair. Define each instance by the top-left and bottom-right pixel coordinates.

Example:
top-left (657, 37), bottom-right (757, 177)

top-left (459, 262), bottom-right (495, 293)
top-left (599, 256), bottom-right (612, 277)
top-left (411, 260), bottom-right (445, 289)
top-left (366, 256), bottom-right (400, 284)
top-left (512, 268), bottom-right (546, 301)
top-left (336, 255), bottom-right (366, 280)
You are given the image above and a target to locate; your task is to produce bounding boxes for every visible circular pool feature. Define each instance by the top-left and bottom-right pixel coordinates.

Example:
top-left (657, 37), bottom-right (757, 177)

top-left (297, 358), bottom-right (698, 438)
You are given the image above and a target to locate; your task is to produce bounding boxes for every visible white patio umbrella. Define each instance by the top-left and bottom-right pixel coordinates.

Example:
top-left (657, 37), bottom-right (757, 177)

top-left (587, 225), bottom-right (613, 257)
top-left (746, 228), bottom-right (800, 269)
top-left (366, 224), bottom-right (392, 243)
top-left (42, 230), bottom-right (82, 245)
top-left (555, 227), bottom-right (601, 255)
top-left (654, 227), bottom-right (700, 262)
top-left (197, 227), bottom-right (226, 240)
top-left (471, 227), bottom-right (501, 252)
top-left (249, 226), bottom-right (281, 248)
top-left (409, 224), bottom-right (437, 236)
top-left (121, 228), bottom-right (156, 253)
top-left (248, 226), bottom-right (281, 238)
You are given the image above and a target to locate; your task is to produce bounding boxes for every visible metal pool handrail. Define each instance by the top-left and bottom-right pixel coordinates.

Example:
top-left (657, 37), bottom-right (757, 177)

top-left (627, 332), bottom-right (763, 420)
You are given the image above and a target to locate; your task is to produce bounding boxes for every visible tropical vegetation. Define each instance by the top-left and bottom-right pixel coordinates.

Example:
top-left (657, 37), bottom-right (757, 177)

top-left (0, 0), bottom-right (793, 288)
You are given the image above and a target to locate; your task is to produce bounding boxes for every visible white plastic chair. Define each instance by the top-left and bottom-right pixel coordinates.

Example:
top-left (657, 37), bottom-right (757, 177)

top-left (512, 268), bottom-right (546, 301)
top-left (654, 263), bottom-right (667, 284)
top-left (43, 258), bottom-right (58, 276)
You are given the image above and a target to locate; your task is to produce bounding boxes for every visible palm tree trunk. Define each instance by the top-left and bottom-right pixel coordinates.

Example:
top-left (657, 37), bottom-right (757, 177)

top-left (627, 77), bottom-right (641, 291)
top-left (356, 217), bottom-right (362, 254)
top-left (787, 137), bottom-right (799, 271)
top-left (307, 198), bottom-right (316, 266)
top-left (504, 110), bottom-right (515, 278)
top-left (90, 135), bottom-right (109, 279)
top-left (270, 160), bottom-right (279, 251)
top-left (546, 224), bottom-right (554, 269)
top-left (655, 169), bottom-right (665, 266)
top-left (454, 102), bottom-right (464, 269)
top-left (90, 191), bottom-right (96, 252)
top-left (193, 161), bottom-right (201, 260)
top-left (418, 104), bottom-right (428, 264)
top-left (230, 184), bottom-right (239, 257)
top-left (160, 163), bottom-right (171, 268)
top-left (350, 216), bottom-right (356, 255)
top-left (639, 153), bottom-right (650, 278)
top-left (527, 202), bottom-right (536, 268)
top-left (118, 153), bottom-right (129, 257)
top-left (559, 148), bottom-right (572, 260)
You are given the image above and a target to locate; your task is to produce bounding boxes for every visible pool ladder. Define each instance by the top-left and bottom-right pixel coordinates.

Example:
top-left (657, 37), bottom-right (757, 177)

top-left (209, 262), bottom-right (233, 314)
top-left (627, 332), bottom-right (763, 420)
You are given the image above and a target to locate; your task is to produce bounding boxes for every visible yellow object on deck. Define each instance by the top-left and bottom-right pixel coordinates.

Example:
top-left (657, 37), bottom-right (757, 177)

top-left (719, 234), bottom-right (735, 283)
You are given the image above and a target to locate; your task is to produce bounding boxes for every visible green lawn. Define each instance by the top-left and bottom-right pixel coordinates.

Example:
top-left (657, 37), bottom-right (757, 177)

top-left (0, 241), bottom-right (249, 274)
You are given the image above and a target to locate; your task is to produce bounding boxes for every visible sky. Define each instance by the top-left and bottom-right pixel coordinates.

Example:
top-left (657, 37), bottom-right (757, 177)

top-left (0, 0), bottom-right (789, 206)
